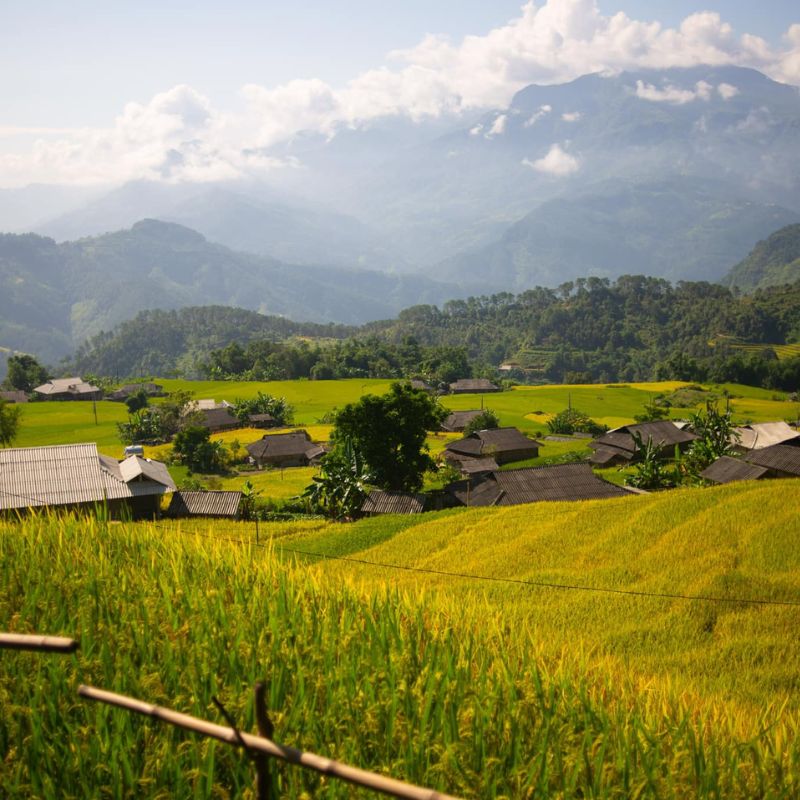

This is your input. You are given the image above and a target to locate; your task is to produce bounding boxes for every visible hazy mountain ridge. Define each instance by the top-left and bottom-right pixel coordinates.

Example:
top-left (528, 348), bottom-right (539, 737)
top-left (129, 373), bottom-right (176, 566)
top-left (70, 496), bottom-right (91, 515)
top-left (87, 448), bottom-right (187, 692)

top-left (6, 66), bottom-right (799, 283)
top-left (0, 219), bottom-right (466, 364)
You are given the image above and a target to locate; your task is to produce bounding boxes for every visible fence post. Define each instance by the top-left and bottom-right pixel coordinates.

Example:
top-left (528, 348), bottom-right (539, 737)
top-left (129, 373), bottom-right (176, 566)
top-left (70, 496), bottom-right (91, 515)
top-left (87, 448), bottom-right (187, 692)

top-left (254, 681), bottom-right (274, 799)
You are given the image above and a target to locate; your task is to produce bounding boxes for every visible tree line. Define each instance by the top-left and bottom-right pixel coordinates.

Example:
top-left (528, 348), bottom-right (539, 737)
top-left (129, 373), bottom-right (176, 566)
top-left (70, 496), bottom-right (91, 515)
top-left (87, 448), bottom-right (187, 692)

top-left (65, 277), bottom-right (800, 390)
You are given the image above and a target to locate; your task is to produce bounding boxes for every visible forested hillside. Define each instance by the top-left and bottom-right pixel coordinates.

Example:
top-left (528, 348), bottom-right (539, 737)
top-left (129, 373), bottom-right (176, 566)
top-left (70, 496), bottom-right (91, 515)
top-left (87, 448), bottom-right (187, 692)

top-left (73, 276), bottom-right (800, 389)
top-left (725, 223), bottom-right (800, 291)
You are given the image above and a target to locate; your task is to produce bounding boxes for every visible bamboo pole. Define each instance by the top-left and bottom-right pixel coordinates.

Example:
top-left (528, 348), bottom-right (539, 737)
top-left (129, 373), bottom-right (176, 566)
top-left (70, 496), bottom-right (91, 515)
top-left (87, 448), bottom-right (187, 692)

top-left (78, 685), bottom-right (461, 800)
top-left (0, 633), bottom-right (79, 653)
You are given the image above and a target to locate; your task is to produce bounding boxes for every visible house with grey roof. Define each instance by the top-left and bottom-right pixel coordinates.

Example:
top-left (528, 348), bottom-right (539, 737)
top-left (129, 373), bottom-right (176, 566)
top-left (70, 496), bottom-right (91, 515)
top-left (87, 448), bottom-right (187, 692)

top-left (449, 378), bottom-right (500, 394)
top-left (33, 377), bottom-right (102, 401)
top-left (445, 427), bottom-right (539, 466)
top-left (441, 409), bottom-right (483, 432)
top-left (107, 382), bottom-right (164, 401)
top-left (445, 463), bottom-right (633, 508)
top-left (0, 390), bottom-right (28, 404)
top-left (167, 490), bottom-right (242, 518)
top-left (246, 431), bottom-right (325, 468)
top-left (732, 422), bottom-right (800, 452)
top-left (361, 490), bottom-right (427, 516)
top-left (0, 443), bottom-right (175, 517)
top-left (745, 443), bottom-right (800, 478)
top-left (589, 421), bottom-right (697, 467)
top-left (198, 407), bottom-right (241, 433)
top-left (700, 456), bottom-right (769, 485)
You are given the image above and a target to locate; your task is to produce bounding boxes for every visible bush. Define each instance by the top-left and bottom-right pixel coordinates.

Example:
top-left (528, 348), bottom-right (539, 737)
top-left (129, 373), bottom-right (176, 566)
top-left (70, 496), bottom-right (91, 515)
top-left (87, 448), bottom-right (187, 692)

top-left (547, 408), bottom-right (606, 437)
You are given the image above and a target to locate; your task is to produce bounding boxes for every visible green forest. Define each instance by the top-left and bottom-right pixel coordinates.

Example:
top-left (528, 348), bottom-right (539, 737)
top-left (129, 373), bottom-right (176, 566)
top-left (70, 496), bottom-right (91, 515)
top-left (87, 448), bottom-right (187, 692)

top-left (72, 276), bottom-right (800, 390)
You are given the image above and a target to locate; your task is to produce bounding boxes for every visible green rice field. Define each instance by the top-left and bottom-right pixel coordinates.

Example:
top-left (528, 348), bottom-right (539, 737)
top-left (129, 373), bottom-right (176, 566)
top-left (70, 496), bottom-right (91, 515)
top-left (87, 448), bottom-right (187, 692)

top-left (2, 479), bottom-right (800, 797)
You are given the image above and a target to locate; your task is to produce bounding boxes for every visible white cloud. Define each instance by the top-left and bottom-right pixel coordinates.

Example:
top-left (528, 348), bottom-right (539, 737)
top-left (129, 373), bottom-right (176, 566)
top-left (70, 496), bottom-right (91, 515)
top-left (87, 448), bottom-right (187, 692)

top-left (717, 82), bottom-right (740, 100)
top-left (561, 111), bottom-right (582, 122)
top-left (469, 123), bottom-right (484, 136)
top-left (523, 143), bottom-right (580, 176)
top-left (524, 104), bottom-right (553, 127)
top-left (634, 79), bottom-right (714, 104)
top-left (485, 114), bottom-right (508, 138)
top-left (3, 0), bottom-right (800, 185)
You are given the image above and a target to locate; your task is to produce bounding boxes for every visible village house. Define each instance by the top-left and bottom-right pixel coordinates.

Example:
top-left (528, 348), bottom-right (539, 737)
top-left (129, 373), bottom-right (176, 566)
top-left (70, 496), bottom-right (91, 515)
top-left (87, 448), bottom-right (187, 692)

top-left (409, 379), bottom-right (435, 393)
top-left (745, 443), bottom-right (800, 478)
top-left (700, 456), bottom-right (769, 485)
top-left (167, 490), bottom-right (242, 519)
top-left (246, 431), bottom-right (325, 468)
top-left (0, 390), bottom-right (28, 403)
top-left (107, 382), bottom-right (165, 401)
top-left (449, 378), bottom-right (500, 394)
top-left (445, 462), bottom-right (633, 507)
top-left (197, 407), bottom-right (241, 433)
top-left (444, 427), bottom-right (539, 466)
top-left (441, 409), bottom-right (483, 432)
top-left (0, 443), bottom-right (175, 518)
top-left (361, 490), bottom-right (427, 516)
top-left (589, 420), bottom-right (697, 466)
top-left (247, 413), bottom-right (280, 429)
top-left (33, 377), bottom-right (102, 401)
top-left (731, 421), bottom-right (800, 452)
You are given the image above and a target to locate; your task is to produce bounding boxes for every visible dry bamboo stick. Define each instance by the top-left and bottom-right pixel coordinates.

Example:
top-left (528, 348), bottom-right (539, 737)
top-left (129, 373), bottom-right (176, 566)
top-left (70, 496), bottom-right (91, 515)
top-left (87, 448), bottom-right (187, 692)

top-left (0, 633), bottom-right (79, 653)
top-left (78, 684), bottom-right (461, 800)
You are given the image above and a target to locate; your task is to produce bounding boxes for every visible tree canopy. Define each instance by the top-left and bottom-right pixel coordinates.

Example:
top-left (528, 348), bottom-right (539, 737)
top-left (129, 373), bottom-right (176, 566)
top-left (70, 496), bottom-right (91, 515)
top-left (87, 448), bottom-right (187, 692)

top-left (3, 354), bottom-right (48, 394)
top-left (0, 400), bottom-right (22, 447)
top-left (330, 383), bottom-right (448, 492)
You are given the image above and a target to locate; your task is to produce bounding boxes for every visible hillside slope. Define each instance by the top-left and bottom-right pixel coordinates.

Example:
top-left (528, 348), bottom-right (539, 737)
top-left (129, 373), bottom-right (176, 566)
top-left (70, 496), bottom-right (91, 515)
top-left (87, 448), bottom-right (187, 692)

top-left (288, 480), bottom-right (800, 704)
top-left (724, 223), bottom-right (800, 290)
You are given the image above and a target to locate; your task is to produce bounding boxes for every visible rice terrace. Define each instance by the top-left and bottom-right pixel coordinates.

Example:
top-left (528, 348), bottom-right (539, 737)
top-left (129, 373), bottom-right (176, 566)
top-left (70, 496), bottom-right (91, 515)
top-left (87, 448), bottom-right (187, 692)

top-left (2, 378), bottom-right (800, 797)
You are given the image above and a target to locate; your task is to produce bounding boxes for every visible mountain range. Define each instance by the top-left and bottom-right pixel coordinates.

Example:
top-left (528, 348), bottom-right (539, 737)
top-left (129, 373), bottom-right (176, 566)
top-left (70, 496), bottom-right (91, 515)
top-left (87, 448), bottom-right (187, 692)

top-left (0, 220), bottom-right (466, 365)
top-left (2, 64), bottom-right (800, 370)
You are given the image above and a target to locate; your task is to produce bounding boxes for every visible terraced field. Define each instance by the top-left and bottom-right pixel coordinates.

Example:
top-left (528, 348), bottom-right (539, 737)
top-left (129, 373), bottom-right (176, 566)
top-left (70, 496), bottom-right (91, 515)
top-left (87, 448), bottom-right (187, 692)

top-left (2, 479), bottom-right (800, 797)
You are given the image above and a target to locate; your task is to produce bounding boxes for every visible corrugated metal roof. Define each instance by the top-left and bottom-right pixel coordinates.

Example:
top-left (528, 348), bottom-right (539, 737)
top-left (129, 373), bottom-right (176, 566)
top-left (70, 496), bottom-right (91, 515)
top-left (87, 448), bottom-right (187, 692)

top-left (199, 407), bottom-right (241, 431)
top-left (746, 444), bottom-right (800, 476)
top-left (0, 443), bottom-right (173, 511)
top-left (459, 457), bottom-right (499, 474)
top-left (119, 455), bottom-right (176, 490)
top-left (361, 491), bottom-right (426, 515)
top-left (700, 456), bottom-right (768, 484)
top-left (734, 422), bottom-right (800, 451)
top-left (167, 491), bottom-right (242, 517)
top-left (33, 377), bottom-right (100, 396)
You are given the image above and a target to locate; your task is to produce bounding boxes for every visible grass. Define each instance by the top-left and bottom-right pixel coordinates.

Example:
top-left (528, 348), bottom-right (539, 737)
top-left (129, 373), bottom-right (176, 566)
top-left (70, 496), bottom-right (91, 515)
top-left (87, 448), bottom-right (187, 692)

top-left (3, 481), bottom-right (800, 796)
top-left (11, 380), bottom-right (799, 467)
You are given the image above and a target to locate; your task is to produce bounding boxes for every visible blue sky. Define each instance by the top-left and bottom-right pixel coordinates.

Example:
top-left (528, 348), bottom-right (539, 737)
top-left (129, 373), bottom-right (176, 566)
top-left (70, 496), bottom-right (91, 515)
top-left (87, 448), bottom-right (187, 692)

top-left (1, 0), bottom-right (798, 185)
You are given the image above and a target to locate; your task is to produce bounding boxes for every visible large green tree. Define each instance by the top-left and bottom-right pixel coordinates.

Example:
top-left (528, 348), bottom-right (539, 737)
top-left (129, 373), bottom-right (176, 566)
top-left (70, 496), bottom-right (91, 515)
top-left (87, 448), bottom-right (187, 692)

top-left (0, 400), bottom-right (22, 447)
top-left (3, 354), bottom-right (49, 393)
top-left (331, 383), bottom-right (447, 492)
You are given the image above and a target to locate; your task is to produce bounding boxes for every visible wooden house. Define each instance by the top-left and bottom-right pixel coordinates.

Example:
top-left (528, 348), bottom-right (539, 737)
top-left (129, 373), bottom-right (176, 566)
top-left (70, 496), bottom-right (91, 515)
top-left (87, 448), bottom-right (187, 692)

top-left (445, 427), bottom-right (539, 466)
top-left (449, 378), bottom-right (500, 394)
top-left (246, 431), bottom-right (325, 468)
top-left (589, 421), bottom-right (697, 466)
top-left (33, 377), bottom-right (102, 401)
top-left (445, 463), bottom-right (633, 508)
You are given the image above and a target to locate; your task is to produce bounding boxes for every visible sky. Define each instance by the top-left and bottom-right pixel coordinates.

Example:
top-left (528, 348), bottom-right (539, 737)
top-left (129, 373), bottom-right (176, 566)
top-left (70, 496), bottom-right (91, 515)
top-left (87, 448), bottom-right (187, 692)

top-left (1, 0), bottom-right (798, 187)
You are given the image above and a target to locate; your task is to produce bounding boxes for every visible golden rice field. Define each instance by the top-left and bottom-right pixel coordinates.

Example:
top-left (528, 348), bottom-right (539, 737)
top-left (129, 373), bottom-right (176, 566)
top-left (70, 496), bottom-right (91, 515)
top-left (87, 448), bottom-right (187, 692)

top-left (2, 479), bottom-right (800, 797)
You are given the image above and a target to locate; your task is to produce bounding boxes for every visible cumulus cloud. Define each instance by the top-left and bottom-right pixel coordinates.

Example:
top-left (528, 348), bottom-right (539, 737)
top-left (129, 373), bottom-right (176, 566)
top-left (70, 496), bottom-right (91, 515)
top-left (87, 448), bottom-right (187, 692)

top-left (717, 82), bottom-right (740, 100)
top-left (484, 114), bottom-right (508, 138)
top-left (523, 143), bottom-right (580, 175)
top-left (634, 79), bottom-right (714, 104)
top-left (2, 0), bottom-right (800, 185)
top-left (524, 104), bottom-right (553, 127)
top-left (561, 111), bottom-right (582, 122)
